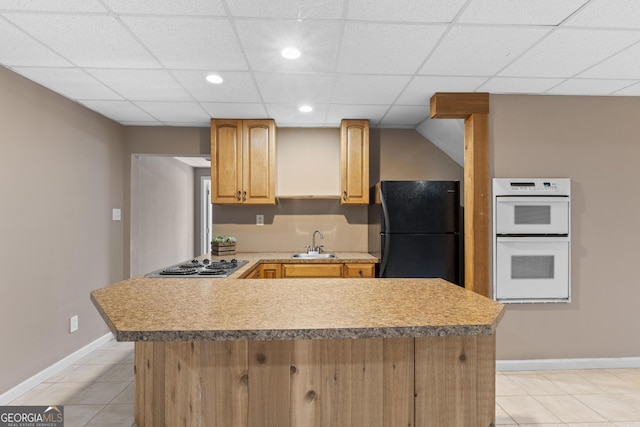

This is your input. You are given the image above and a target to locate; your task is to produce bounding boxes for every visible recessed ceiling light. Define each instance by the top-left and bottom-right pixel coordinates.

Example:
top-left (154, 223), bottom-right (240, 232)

top-left (206, 74), bottom-right (223, 84)
top-left (281, 47), bottom-right (301, 60)
top-left (299, 105), bottom-right (313, 113)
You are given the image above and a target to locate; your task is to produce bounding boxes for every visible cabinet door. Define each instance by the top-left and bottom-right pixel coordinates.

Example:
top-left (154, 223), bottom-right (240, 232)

top-left (260, 263), bottom-right (282, 279)
top-left (211, 119), bottom-right (243, 204)
top-left (243, 120), bottom-right (276, 205)
top-left (281, 264), bottom-right (343, 278)
top-left (244, 266), bottom-right (261, 279)
top-left (340, 119), bottom-right (369, 205)
top-left (343, 263), bottom-right (375, 278)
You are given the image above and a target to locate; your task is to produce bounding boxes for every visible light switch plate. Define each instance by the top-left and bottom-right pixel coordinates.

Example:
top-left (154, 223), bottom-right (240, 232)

top-left (112, 208), bottom-right (121, 221)
top-left (256, 214), bottom-right (264, 226)
top-left (70, 315), bottom-right (78, 333)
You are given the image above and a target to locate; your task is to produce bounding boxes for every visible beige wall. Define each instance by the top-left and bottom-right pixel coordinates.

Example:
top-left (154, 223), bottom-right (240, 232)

top-left (492, 94), bottom-right (640, 359)
top-left (0, 67), bottom-right (125, 394)
top-left (130, 156), bottom-right (195, 276)
top-left (373, 128), bottom-right (464, 184)
top-left (122, 126), bottom-right (208, 275)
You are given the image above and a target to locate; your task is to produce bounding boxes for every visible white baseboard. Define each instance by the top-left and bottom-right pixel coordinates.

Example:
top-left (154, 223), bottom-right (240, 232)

top-left (497, 357), bottom-right (640, 372)
top-left (0, 333), bottom-right (114, 405)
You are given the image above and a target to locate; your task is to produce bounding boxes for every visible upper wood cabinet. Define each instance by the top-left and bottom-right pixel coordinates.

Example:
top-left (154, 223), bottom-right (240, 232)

top-left (211, 119), bottom-right (276, 205)
top-left (340, 119), bottom-right (369, 205)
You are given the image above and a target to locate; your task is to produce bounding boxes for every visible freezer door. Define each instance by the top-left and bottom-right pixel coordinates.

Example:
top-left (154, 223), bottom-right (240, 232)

top-left (380, 233), bottom-right (459, 284)
top-left (380, 181), bottom-right (459, 233)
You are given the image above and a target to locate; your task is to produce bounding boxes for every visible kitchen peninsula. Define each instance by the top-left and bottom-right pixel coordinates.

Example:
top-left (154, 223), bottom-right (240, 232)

top-left (91, 253), bottom-right (504, 427)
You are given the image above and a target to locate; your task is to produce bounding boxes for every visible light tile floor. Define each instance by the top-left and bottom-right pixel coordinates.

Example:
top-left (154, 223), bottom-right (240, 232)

top-left (9, 339), bottom-right (135, 427)
top-left (9, 339), bottom-right (640, 426)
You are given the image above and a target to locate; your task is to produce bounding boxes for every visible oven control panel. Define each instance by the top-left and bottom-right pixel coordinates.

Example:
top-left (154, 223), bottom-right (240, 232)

top-left (494, 178), bottom-right (570, 196)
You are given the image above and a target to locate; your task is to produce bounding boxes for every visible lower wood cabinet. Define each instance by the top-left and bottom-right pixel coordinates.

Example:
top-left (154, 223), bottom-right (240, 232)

top-left (244, 266), bottom-right (261, 279)
top-left (260, 263), bottom-right (282, 278)
top-left (282, 263), bottom-right (343, 278)
top-left (243, 262), bottom-right (375, 279)
top-left (343, 263), bottom-right (375, 278)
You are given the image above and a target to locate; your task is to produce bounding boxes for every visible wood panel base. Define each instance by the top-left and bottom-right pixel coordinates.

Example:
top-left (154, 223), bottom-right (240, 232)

top-left (134, 335), bottom-right (495, 427)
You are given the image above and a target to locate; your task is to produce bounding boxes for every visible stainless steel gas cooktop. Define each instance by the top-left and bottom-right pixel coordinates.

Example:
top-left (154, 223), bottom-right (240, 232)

top-left (145, 258), bottom-right (248, 278)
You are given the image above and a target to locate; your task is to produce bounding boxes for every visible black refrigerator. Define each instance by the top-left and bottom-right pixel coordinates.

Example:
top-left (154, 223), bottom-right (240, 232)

top-left (368, 180), bottom-right (462, 285)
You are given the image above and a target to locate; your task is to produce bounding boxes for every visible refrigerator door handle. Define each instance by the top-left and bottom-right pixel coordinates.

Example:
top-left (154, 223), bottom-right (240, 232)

top-left (380, 185), bottom-right (391, 233)
top-left (378, 186), bottom-right (391, 278)
top-left (379, 233), bottom-right (391, 277)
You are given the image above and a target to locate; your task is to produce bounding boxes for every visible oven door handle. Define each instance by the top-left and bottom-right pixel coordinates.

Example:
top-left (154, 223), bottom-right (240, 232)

top-left (496, 235), bottom-right (569, 243)
top-left (496, 196), bottom-right (569, 204)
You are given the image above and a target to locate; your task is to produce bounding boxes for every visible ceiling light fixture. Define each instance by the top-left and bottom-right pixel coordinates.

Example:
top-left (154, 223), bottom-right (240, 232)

top-left (299, 105), bottom-right (313, 113)
top-left (281, 47), bottom-right (301, 60)
top-left (206, 74), bottom-right (223, 84)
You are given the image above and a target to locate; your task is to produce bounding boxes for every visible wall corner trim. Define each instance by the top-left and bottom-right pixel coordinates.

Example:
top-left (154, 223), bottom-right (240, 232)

top-left (0, 333), bottom-right (114, 405)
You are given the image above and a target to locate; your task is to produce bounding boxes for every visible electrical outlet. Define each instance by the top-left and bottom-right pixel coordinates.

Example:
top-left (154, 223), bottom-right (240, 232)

top-left (256, 214), bottom-right (264, 226)
top-left (70, 315), bottom-right (79, 333)
top-left (112, 208), bottom-right (121, 221)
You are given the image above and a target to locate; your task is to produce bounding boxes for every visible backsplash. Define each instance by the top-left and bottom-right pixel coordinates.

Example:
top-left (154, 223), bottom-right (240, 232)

top-left (212, 199), bottom-right (368, 253)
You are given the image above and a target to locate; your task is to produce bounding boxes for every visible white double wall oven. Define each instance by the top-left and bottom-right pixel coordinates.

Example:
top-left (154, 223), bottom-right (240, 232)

top-left (493, 179), bottom-right (571, 303)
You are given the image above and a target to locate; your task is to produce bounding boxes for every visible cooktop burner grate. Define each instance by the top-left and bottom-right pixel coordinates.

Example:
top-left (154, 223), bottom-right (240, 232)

top-left (145, 259), bottom-right (248, 278)
top-left (159, 267), bottom-right (199, 275)
top-left (197, 269), bottom-right (227, 276)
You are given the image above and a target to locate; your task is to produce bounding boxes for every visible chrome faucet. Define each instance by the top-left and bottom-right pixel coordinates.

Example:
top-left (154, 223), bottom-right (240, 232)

top-left (310, 230), bottom-right (324, 254)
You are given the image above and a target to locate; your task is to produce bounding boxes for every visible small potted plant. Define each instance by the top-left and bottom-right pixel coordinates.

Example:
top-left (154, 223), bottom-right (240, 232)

top-left (211, 235), bottom-right (237, 255)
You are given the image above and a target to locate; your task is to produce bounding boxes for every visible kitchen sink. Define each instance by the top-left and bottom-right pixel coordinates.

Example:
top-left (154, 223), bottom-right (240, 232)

top-left (291, 253), bottom-right (337, 259)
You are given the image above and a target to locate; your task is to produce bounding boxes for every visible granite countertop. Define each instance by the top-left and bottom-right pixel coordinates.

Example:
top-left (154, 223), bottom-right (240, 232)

top-left (91, 252), bottom-right (504, 342)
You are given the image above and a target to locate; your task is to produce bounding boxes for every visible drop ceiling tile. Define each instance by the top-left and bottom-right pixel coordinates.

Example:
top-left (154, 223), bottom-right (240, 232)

top-left (163, 121), bottom-right (211, 127)
top-left (338, 22), bottom-right (447, 74)
top-left (347, 0), bottom-right (467, 22)
top-left (458, 0), bottom-right (588, 25)
top-left (500, 28), bottom-right (640, 78)
top-left (277, 122), bottom-right (329, 128)
top-left (420, 25), bottom-right (550, 76)
top-left (120, 121), bottom-right (160, 126)
top-left (565, 0), bottom-right (640, 28)
top-left (545, 78), bottom-right (635, 95)
top-left (120, 16), bottom-right (246, 70)
top-left (172, 71), bottom-right (261, 103)
top-left (379, 105), bottom-right (429, 127)
top-left (227, 0), bottom-right (344, 19)
top-left (102, 0), bottom-right (225, 15)
top-left (235, 20), bottom-right (341, 73)
top-left (395, 76), bottom-right (487, 105)
top-left (200, 103), bottom-right (268, 119)
top-left (579, 42), bottom-right (640, 79)
top-left (0, 0), bottom-right (106, 12)
top-left (11, 67), bottom-right (122, 100)
top-left (265, 103), bottom-right (329, 126)
top-left (254, 73), bottom-right (333, 104)
top-left (0, 18), bottom-right (71, 66)
top-left (325, 105), bottom-right (389, 125)
top-left (331, 74), bottom-right (410, 104)
top-left (478, 77), bottom-right (564, 94)
top-left (4, 13), bottom-right (161, 68)
top-left (87, 69), bottom-right (192, 101)
top-left (79, 100), bottom-right (156, 122)
top-left (135, 101), bottom-right (209, 123)
top-left (614, 81), bottom-right (640, 95)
